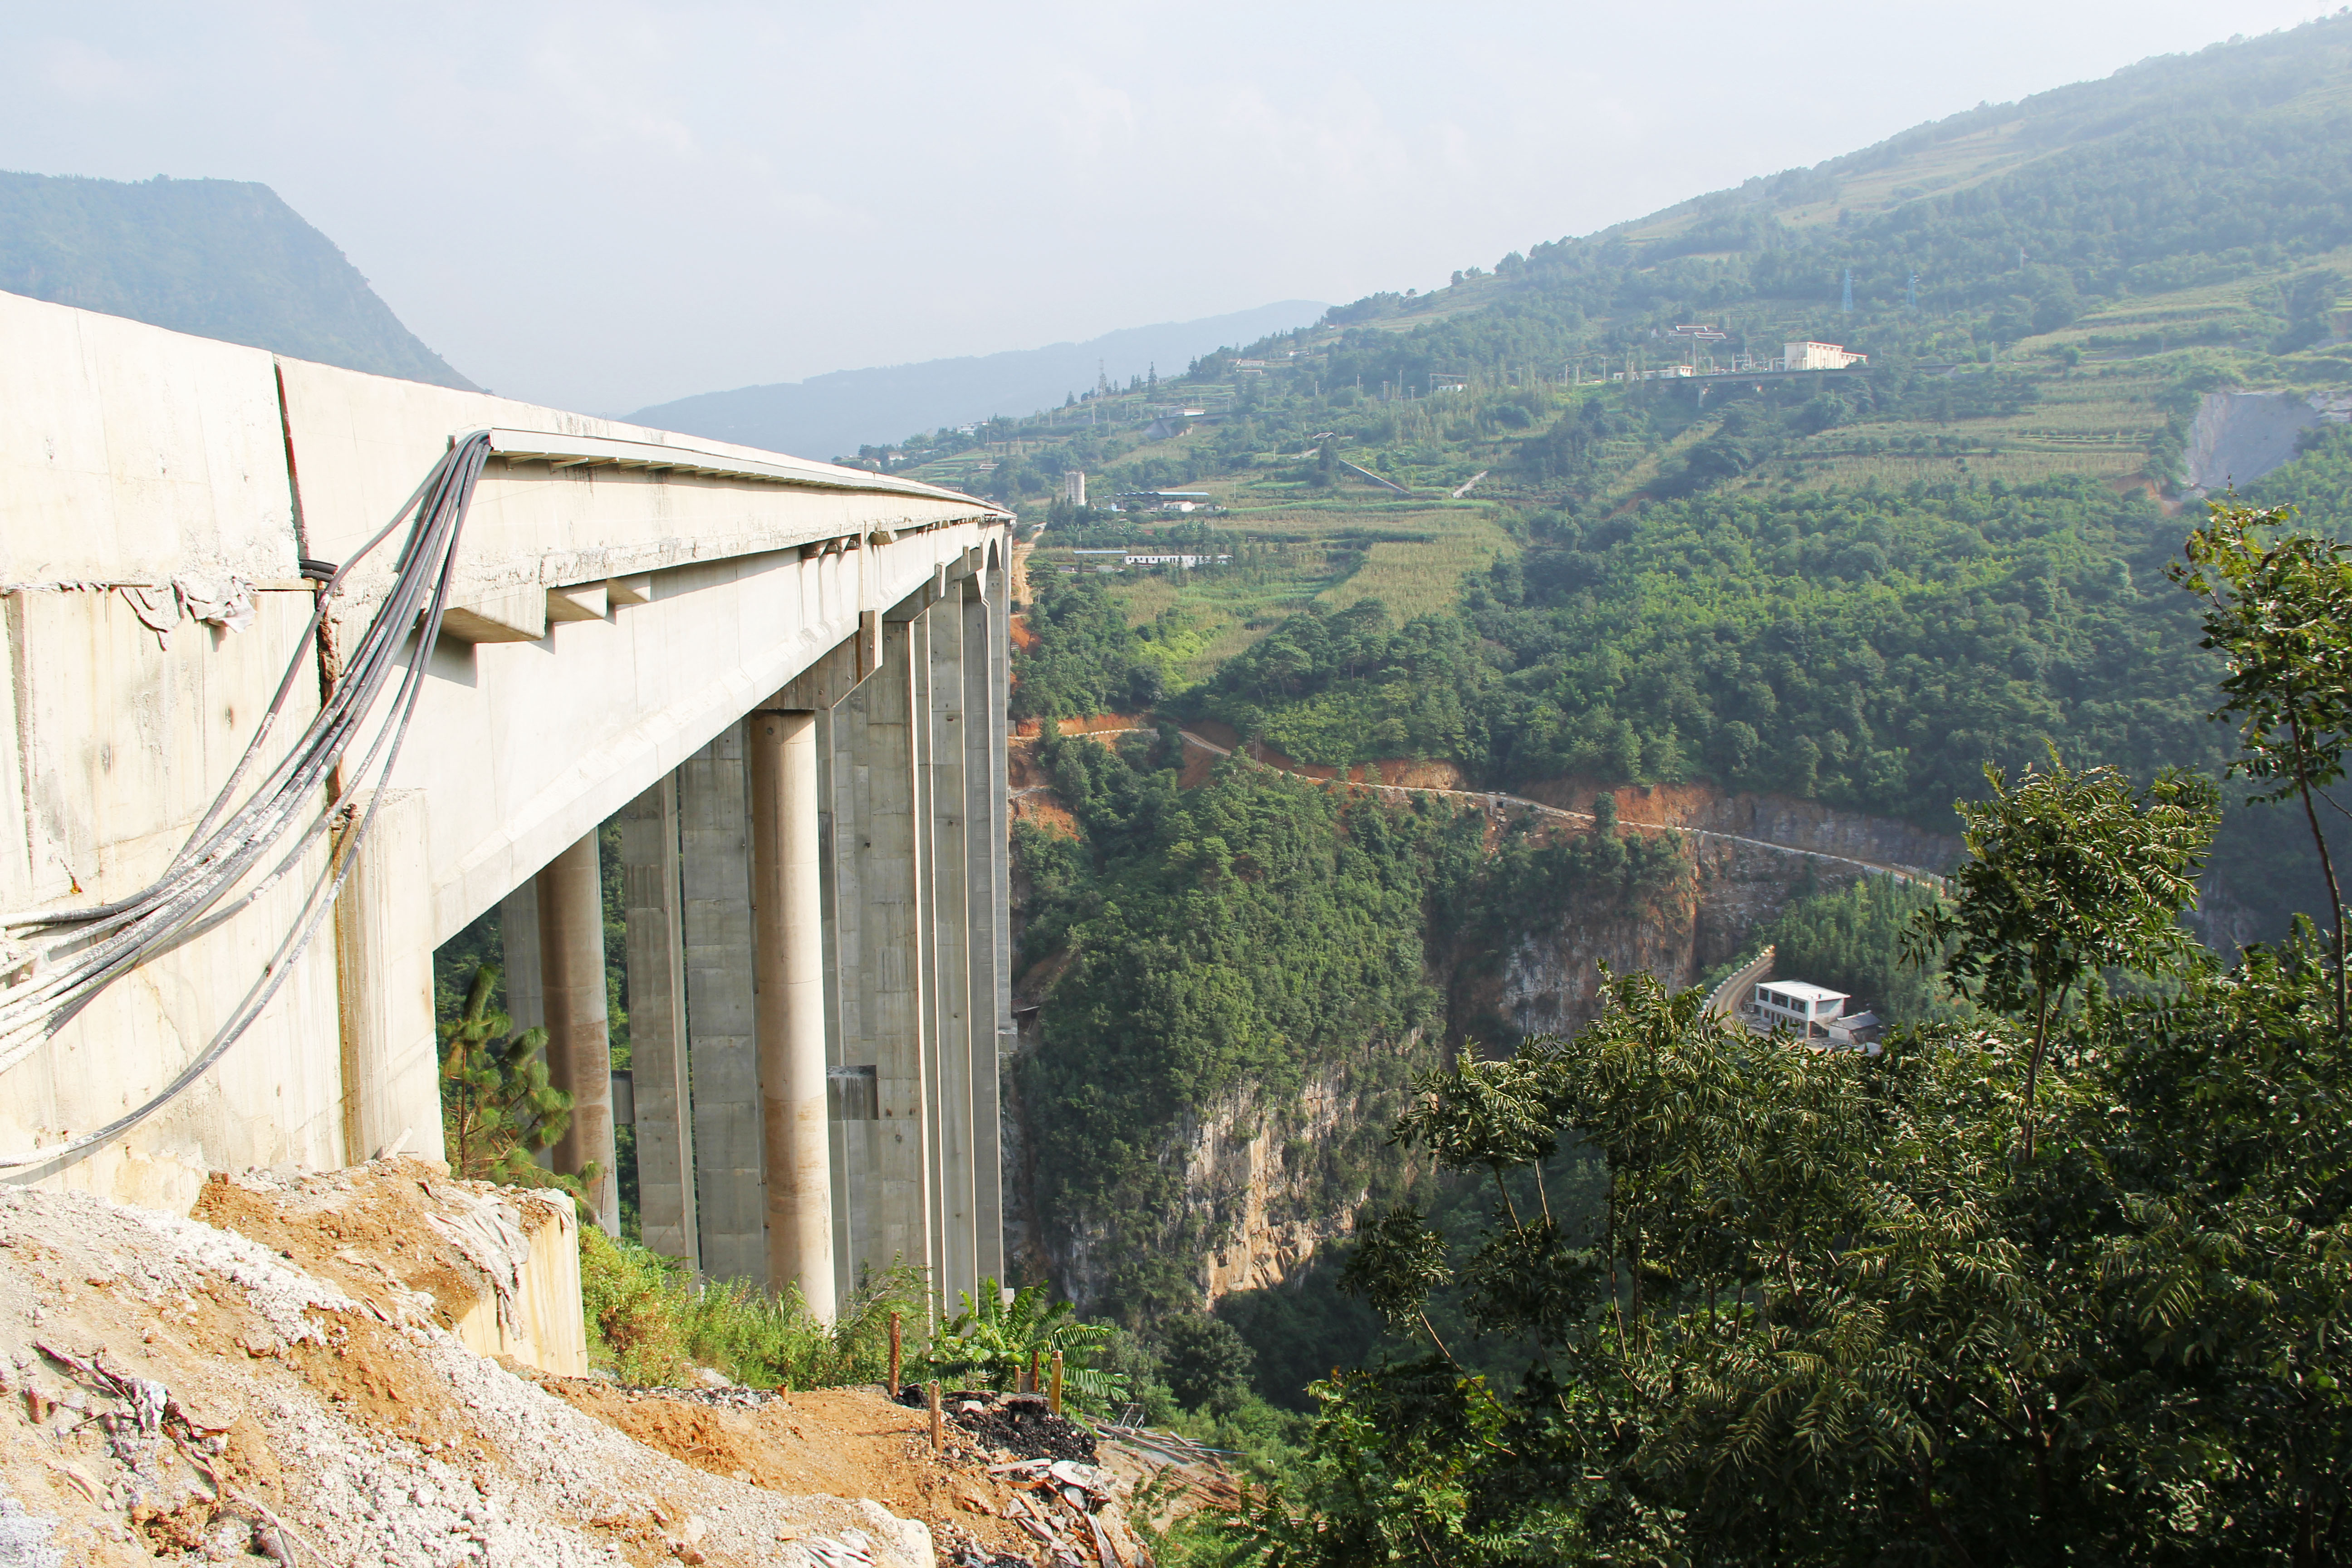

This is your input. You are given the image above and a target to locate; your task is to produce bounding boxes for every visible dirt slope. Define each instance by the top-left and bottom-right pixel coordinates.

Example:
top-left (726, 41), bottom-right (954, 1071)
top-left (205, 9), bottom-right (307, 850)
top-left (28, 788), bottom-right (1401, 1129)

top-left (529, 1380), bottom-right (1086, 1567)
top-left (0, 1167), bottom-right (940, 1567)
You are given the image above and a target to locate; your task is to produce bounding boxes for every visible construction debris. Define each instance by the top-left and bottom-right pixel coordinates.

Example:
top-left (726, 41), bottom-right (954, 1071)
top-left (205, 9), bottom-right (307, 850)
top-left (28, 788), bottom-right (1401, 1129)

top-left (898, 1391), bottom-right (1096, 1463)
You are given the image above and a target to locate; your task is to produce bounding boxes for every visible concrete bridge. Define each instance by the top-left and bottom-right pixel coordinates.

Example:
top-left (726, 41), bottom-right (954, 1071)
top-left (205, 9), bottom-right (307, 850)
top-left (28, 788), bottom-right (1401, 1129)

top-left (0, 290), bottom-right (1015, 1319)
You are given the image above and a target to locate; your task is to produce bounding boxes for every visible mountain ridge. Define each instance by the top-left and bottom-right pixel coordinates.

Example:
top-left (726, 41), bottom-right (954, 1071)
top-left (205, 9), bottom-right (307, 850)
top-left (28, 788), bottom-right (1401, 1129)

top-left (624, 300), bottom-right (1325, 464)
top-left (0, 169), bottom-right (474, 390)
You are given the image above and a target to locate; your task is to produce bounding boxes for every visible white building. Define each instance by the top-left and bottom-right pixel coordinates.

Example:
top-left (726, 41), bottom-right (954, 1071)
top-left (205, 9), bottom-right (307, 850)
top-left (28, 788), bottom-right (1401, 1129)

top-left (1783, 341), bottom-right (1869, 371)
top-left (1753, 980), bottom-right (1882, 1051)
top-left (1755, 980), bottom-right (1848, 1036)
top-left (1064, 470), bottom-right (1087, 507)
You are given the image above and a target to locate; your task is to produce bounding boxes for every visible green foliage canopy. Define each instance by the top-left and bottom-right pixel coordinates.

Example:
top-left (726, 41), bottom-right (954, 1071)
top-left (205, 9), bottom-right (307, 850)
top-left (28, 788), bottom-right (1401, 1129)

top-left (1214, 524), bottom-right (2352, 1566)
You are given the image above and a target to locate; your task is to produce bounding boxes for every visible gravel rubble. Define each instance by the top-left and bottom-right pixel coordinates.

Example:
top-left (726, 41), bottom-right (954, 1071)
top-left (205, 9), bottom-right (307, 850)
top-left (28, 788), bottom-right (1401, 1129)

top-left (0, 1171), bottom-right (936, 1568)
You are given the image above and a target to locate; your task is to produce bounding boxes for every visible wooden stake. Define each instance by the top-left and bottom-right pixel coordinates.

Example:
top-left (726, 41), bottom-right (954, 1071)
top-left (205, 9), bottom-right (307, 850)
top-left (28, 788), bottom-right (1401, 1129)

top-left (927, 1382), bottom-right (944, 1451)
top-left (1028, 1348), bottom-right (1041, 1395)
top-left (888, 1312), bottom-right (902, 1398)
top-left (1049, 1350), bottom-right (1064, 1416)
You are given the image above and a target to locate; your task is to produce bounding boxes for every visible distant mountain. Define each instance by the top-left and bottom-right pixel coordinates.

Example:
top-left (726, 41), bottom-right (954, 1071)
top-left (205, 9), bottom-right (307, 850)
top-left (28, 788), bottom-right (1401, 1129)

top-left (0, 170), bottom-right (474, 389)
top-left (624, 301), bottom-right (1326, 462)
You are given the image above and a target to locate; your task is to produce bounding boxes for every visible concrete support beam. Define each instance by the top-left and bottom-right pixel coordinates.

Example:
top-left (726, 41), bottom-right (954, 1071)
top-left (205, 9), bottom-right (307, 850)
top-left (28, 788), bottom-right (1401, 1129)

top-left (333, 790), bottom-right (446, 1166)
top-left (749, 710), bottom-right (835, 1317)
top-left (926, 594), bottom-right (979, 1302)
top-left (500, 886), bottom-right (544, 1037)
top-left (539, 832), bottom-right (617, 1234)
top-left (619, 778), bottom-right (697, 1267)
top-left (833, 603), bottom-right (936, 1309)
top-left (439, 586), bottom-right (549, 645)
top-left (967, 565), bottom-right (1011, 1284)
top-left (680, 725), bottom-right (764, 1284)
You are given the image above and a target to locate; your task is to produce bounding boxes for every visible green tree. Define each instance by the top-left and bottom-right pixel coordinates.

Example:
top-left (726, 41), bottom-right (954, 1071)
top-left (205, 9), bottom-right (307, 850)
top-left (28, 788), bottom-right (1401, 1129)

top-left (2174, 498), bottom-right (2352, 1030)
top-left (439, 963), bottom-right (578, 1187)
top-left (1908, 753), bottom-right (2217, 1158)
top-left (1156, 1313), bottom-right (1258, 1415)
top-left (1209, 519), bottom-right (2352, 1565)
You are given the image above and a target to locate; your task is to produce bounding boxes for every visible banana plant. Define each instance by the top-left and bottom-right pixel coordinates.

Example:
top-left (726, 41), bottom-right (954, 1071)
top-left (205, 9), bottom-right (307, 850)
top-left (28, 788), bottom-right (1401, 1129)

top-left (922, 1277), bottom-right (1128, 1411)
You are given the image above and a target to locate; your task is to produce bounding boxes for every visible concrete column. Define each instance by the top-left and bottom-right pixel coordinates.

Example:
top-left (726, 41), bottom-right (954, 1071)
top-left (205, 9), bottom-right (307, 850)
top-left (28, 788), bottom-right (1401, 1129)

top-left (679, 725), bottom-right (764, 1283)
top-left (748, 709), bottom-right (835, 1317)
top-left (836, 601), bottom-right (935, 1306)
top-left (966, 564), bottom-right (1010, 1284)
top-left (815, 705), bottom-right (858, 1296)
top-left (907, 603), bottom-right (950, 1307)
top-left (539, 832), bottom-right (617, 1235)
top-left (332, 789), bottom-right (446, 1166)
top-left (619, 778), bottom-right (698, 1267)
top-left (500, 887), bottom-right (544, 1036)
top-left (926, 592), bottom-right (979, 1305)
top-left (498, 882), bottom-right (548, 1171)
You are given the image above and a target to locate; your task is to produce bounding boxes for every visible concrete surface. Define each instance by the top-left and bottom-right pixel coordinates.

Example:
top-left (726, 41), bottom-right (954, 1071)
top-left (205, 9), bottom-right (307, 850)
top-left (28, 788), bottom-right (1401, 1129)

top-left (749, 708), bottom-right (833, 1314)
top-left (1, 288), bottom-right (1014, 1326)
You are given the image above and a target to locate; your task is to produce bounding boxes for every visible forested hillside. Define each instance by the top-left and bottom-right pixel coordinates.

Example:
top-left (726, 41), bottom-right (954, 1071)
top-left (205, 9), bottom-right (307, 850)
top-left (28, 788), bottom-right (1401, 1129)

top-left (625, 300), bottom-right (1323, 466)
top-left (988, 18), bottom-right (2352, 1490)
top-left (0, 169), bottom-right (475, 387)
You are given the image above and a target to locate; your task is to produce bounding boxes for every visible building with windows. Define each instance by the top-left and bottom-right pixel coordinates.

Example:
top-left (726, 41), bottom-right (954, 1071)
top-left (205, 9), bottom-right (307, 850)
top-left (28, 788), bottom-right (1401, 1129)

top-left (1755, 980), bottom-right (1849, 1035)
top-left (1752, 980), bottom-right (1882, 1051)
top-left (1783, 341), bottom-right (1870, 371)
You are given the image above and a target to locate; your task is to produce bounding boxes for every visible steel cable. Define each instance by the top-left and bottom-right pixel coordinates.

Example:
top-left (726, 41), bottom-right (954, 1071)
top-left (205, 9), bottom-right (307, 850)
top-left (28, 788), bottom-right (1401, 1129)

top-left (0, 432), bottom-right (492, 1167)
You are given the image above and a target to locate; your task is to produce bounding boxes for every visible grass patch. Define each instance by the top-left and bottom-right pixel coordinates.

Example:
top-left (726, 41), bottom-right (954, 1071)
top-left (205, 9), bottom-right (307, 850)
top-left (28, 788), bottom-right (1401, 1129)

top-left (580, 1227), bottom-right (927, 1389)
top-left (1086, 501), bottom-right (1515, 680)
top-left (1314, 520), bottom-right (1517, 621)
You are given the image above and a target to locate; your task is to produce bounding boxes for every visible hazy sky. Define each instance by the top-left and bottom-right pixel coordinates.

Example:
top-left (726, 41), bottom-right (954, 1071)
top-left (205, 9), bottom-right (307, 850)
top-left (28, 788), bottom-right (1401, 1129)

top-left (0, 2), bottom-right (2333, 412)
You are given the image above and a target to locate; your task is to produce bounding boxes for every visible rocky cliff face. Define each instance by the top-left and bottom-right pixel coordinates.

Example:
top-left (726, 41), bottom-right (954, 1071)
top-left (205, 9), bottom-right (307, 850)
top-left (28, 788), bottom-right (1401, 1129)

top-left (1495, 834), bottom-right (1875, 1039)
top-left (1009, 1038), bottom-right (1426, 1313)
top-left (1177, 1060), bottom-right (1404, 1303)
top-left (2184, 388), bottom-right (2352, 494)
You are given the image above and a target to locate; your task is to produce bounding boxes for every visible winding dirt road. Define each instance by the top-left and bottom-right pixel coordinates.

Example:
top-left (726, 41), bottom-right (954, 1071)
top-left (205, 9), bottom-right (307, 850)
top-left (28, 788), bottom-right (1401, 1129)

top-left (1021, 725), bottom-right (1943, 889)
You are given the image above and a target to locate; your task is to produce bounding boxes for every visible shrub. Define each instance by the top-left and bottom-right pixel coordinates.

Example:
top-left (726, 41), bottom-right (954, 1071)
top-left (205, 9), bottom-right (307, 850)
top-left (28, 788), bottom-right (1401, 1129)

top-left (578, 1226), bottom-right (928, 1389)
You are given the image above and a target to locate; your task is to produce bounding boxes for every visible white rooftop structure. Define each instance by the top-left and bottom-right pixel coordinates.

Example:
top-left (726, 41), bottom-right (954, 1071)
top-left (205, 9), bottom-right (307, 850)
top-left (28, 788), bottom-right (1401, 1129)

top-left (1755, 980), bottom-right (1849, 1035)
top-left (1784, 341), bottom-right (1869, 371)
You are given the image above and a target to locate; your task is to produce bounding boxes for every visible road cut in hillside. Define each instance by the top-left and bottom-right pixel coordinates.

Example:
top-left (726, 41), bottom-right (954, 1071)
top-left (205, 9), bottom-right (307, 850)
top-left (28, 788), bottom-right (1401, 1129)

top-left (1014, 716), bottom-right (1946, 887)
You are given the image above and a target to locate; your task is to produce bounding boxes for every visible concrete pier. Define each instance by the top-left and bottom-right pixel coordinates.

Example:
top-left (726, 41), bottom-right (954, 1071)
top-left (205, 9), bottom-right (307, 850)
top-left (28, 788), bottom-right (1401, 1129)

top-left (681, 725), bottom-right (764, 1285)
top-left (749, 709), bottom-right (833, 1317)
top-left (962, 572), bottom-right (1011, 1288)
top-left (926, 581), bottom-right (978, 1301)
top-left (539, 832), bottom-right (617, 1234)
top-left (619, 779), bottom-right (697, 1267)
top-left (500, 888), bottom-right (545, 1038)
top-left (331, 789), bottom-right (440, 1165)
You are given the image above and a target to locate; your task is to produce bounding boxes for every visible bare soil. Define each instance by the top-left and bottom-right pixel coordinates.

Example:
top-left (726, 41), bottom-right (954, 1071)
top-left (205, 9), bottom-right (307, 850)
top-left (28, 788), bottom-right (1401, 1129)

top-left (531, 1380), bottom-right (1076, 1566)
top-left (0, 1164), bottom-right (1050, 1567)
